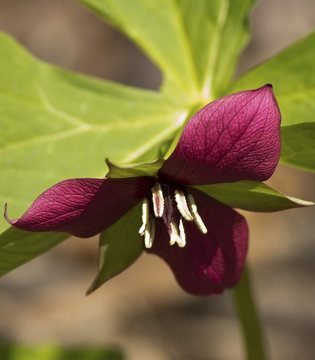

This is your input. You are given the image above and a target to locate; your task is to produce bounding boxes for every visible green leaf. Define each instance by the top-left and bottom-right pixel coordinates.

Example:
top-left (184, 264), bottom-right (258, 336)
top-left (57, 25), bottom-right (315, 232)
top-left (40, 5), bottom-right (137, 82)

top-left (195, 181), bottom-right (314, 212)
top-left (164, 0), bottom-right (257, 101)
top-left (0, 227), bottom-right (68, 276)
top-left (0, 32), bottom-right (187, 233)
top-left (231, 32), bottom-right (315, 171)
top-left (87, 203), bottom-right (143, 294)
top-left (105, 158), bottom-right (164, 178)
top-left (281, 123), bottom-right (315, 172)
top-left (77, 0), bottom-right (200, 102)
top-left (0, 343), bottom-right (124, 360)
top-left (77, 0), bottom-right (256, 103)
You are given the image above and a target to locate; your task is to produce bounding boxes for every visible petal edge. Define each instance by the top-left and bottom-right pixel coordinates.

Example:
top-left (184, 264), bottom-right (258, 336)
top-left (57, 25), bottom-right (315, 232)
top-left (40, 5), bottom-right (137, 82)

top-left (5, 177), bottom-right (154, 238)
top-left (160, 85), bottom-right (281, 185)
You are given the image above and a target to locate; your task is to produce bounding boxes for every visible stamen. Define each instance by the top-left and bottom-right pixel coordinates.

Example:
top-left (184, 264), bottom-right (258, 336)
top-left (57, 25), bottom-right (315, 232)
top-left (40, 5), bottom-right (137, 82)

top-left (178, 218), bottom-right (186, 248)
top-left (169, 220), bottom-right (180, 246)
top-left (144, 216), bottom-right (155, 249)
top-left (174, 189), bottom-right (193, 221)
top-left (151, 183), bottom-right (164, 218)
top-left (187, 194), bottom-right (208, 234)
top-left (168, 219), bottom-right (186, 247)
top-left (139, 198), bottom-right (149, 235)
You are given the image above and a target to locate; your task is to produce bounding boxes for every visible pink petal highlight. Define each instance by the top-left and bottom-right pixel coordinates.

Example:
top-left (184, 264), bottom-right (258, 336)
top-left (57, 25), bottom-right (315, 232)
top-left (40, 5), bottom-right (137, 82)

top-left (160, 85), bottom-right (281, 185)
top-left (146, 188), bottom-right (248, 296)
top-left (5, 177), bottom-right (154, 237)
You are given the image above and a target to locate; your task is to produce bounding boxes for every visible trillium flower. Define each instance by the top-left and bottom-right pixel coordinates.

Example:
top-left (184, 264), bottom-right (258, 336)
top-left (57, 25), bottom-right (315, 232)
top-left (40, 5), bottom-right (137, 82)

top-left (5, 85), bottom-right (281, 296)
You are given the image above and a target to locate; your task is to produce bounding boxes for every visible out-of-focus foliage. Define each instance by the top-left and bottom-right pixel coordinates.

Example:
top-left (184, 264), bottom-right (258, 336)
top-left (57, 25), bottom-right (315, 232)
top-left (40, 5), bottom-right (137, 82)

top-left (0, 343), bottom-right (124, 360)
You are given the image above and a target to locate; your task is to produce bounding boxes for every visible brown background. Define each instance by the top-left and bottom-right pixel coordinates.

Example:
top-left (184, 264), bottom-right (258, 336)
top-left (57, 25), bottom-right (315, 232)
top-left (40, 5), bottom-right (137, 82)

top-left (0, 1), bottom-right (315, 359)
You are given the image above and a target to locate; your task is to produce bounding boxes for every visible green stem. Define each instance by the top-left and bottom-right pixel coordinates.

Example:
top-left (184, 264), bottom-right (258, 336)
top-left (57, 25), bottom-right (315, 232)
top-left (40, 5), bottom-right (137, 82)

top-left (232, 264), bottom-right (267, 360)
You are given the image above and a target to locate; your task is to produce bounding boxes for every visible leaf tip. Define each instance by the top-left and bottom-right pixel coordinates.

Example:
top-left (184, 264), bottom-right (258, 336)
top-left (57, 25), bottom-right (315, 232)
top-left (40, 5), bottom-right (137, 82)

top-left (287, 196), bottom-right (315, 208)
top-left (85, 276), bottom-right (102, 296)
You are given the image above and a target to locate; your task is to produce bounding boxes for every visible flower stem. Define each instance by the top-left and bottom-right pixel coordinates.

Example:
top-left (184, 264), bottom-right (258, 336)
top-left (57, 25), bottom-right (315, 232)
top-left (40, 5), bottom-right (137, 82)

top-left (232, 264), bottom-right (267, 360)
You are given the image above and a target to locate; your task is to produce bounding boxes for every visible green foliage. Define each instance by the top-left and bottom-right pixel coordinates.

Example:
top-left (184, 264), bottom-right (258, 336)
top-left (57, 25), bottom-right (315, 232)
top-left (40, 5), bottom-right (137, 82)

top-left (0, 228), bottom-right (68, 276)
top-left (0, 343), bottom-right (124, 360)
top-left (78, 0), bottom-right (200, 103)
top-left (232, 32), bottom-right (315, 172)
top-left (166, 0), bottom-right (257, 100)
top-left (87, 204), bottom-right (143, 294)
top-left (281, 123), bottom-right (315, 171)
top-left (105, 158), bottom-right (164, 178)
top-left (77, 0), bottom-right (256, 103)
top-left (195, 181), bottom-right (314, 212)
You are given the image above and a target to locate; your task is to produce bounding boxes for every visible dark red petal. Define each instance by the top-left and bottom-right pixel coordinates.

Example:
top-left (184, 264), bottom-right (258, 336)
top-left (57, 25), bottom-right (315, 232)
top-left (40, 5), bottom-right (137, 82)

top-left (5, 177), bottom-right (154, 238)
top-left (160, 85), bottom-right (281, 185)
top-left (146, 188), bottom-right (248, 296)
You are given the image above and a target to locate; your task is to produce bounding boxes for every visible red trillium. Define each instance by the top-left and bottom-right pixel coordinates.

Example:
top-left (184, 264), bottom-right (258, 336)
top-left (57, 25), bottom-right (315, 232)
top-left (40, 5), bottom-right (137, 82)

top-left (5, 85), bottom-right (281, 296)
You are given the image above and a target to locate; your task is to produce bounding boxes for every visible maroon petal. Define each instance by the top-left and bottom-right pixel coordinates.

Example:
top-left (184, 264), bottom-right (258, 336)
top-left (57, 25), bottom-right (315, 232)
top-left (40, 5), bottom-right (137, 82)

top-left (5, 177), bottom-right (154, 238)
top-left (146, 188), bottom-right (248, 296)
top-left (160, 85), bottom-right (281, 185)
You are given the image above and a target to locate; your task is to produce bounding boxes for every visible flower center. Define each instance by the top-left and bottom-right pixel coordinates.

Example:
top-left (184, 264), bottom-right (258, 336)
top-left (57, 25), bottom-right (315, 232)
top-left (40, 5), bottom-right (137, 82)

top-left (139, 181), bottom-right (208, 249)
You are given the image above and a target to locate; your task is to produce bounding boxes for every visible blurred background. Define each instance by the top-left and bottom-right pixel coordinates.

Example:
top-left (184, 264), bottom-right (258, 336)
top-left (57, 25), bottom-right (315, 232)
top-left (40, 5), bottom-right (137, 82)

top-left (0, 0), bottom-right (315, 359)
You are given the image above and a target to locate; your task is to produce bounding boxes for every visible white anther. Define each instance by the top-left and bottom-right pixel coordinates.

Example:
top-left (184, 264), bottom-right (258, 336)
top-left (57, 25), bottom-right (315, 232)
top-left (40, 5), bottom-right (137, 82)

top-left (144, 216), bottom-right (155, 249)
top-left (169, 220), bottom-right (180, 246)
top-left (174, 189), bottom-right (193, 221)
top-left (187, 194), bottom-right (208, 234)
top-left (151, 183), bottom-right (164, 218)
top-left (139, 198), bottom-right (149, 235)
top-left (177, 218), bottom-right (186, 248)
top-left (169, 220), bottom-right (186, 248)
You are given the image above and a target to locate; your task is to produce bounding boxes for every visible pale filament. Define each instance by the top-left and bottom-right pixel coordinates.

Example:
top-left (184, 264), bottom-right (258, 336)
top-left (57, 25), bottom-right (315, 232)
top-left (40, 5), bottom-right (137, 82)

top-left (174, 189), bottom-right (193, 221)
top-left (187, 194), bottom-right (208, 234)
top-left (144, 216), bottom-right (155, 249)
top-left (169, 220), bottom-right (180, 246)
top-left (139, 198), bottom-right (149, 236)
top-left (169, 219), bottom-right (186, 248)
top-left (178, 218), bottom-right (186, 247)
top-left (139, 198), bottom-right (155, 248)
top-left (151, 183), bottom-right (164, 218)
